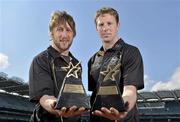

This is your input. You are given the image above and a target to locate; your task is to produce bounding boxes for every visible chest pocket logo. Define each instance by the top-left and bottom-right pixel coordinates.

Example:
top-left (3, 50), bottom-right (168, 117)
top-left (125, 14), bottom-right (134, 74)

top-left (109, 56), bottom-right (118, 66)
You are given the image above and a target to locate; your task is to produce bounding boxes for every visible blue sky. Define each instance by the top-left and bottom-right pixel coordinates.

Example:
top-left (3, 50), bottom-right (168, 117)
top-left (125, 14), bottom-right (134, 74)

top-left (0, 0), bottom-right (180, 92)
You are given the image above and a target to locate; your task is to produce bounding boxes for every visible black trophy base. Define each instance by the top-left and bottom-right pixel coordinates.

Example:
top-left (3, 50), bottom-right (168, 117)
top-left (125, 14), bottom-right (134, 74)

top-left (55, 93), bottom-right (90, 109)
top-left (91, 94), bottom-right (126, 112)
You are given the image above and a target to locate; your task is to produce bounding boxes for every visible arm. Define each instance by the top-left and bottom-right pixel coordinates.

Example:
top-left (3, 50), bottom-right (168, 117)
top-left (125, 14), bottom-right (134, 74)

top-left (122, 85), bottom-right (137, 113)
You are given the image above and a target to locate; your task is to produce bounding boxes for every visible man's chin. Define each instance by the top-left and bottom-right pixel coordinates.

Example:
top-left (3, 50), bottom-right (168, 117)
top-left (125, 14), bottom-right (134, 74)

top-left (56, 45), bottom-right (69, 51)
top-left (103, 39), bottom-right (111, 43)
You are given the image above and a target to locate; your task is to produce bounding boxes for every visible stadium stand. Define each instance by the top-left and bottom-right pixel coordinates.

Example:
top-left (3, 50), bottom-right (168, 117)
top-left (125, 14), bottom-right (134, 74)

top-left (138, 90), bottom-right (180, 122)
top-left (0, 72), bottom-right (35, 122)
top-left (0, 72), bottom-right (180, 122)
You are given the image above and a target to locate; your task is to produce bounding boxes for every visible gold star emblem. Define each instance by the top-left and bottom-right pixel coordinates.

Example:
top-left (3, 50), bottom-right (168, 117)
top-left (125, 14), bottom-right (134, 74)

top-left (66, 62), bottom-right (81, 78)
top-left (100, 65), bottom-right (112, 76)
top-left (100, 63), bottom-right (121, 81)
top-left (61, 62), bottom-right (73, 71)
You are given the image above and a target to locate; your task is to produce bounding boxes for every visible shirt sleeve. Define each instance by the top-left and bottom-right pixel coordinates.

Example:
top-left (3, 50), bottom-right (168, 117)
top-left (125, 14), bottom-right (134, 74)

top-left (88, 58), bottom-right (96, 92)
top-left (29, 54), bottom-right (54, 102)
top-left (122, 47), bottom-right (144, 90)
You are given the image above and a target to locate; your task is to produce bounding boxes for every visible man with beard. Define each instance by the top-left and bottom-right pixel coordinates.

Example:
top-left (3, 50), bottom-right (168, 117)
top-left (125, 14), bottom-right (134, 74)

top-left (88, 7), bottom-right (144, 122)
top-left (29, 10), bottom-right (87, 122)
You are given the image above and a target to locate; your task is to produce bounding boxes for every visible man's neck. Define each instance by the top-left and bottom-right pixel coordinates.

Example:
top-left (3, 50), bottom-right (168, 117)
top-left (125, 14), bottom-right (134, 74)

top-left (60, 50), bottom-right (69, 56)
top-left (103, 37), bottom-right (119, 51)
top-left (51, 43), bottom-right (69, 56)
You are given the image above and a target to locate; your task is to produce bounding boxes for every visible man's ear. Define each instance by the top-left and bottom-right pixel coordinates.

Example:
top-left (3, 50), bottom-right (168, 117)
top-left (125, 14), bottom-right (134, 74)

top-left (117, 22), bottom-right (120, 28)
top-left (96, 26), bottom-right (98, 32)
top-left (116, 22), bottom-right (120, 31)
top-left (49, 32), bottom-right (53, 41)
top-left (51, 32), bottom-right (53, 37)
top-left (50, 32), bottom-right (53, 38)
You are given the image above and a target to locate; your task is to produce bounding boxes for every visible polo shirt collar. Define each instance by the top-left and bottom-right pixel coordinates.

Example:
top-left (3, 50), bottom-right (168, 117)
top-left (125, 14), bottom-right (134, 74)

top-left (97, 38), bottom-right (124, 56)
top-left (47, 46), bottom-right (74, 60)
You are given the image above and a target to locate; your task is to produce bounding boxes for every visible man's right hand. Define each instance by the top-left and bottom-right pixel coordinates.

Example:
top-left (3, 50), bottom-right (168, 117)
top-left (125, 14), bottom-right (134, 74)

top-left (39, 95), bottom-right (60, 115)
top-left (39, 95), bottom-right (89, 117)
top-left (59, 106), bottom-right (89, 117)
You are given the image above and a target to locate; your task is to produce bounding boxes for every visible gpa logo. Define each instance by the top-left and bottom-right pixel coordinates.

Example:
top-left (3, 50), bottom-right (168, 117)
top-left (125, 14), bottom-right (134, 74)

top-left (109, 56), bottom-right (118, 65)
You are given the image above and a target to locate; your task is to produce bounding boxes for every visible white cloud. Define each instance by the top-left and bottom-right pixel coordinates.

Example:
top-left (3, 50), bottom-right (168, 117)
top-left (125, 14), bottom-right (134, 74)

top-left (151, 67), bottom-right (180, 91)
top-left (0, 53), bottom-right (10, 69)
top-left (142, 74), bottom-right (156, 91)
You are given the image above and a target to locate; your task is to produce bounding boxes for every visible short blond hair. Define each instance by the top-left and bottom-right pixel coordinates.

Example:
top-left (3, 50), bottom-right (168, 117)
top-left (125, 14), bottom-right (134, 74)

top-left (49, 10), bottom-right (76, 37)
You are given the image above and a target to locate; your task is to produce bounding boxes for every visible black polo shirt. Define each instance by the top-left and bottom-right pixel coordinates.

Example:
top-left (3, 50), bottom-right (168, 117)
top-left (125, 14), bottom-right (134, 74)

top-left (88, 38), bottom-right (144, 122)
top-left (29, 46), bottom-right (81, 122)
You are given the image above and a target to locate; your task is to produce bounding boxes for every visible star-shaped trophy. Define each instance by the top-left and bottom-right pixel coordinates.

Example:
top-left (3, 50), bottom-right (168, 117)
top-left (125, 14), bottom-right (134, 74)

top-left (55, 62), bottom-right (90, 109)
top-left (91, 63), bottom-right (126, 112)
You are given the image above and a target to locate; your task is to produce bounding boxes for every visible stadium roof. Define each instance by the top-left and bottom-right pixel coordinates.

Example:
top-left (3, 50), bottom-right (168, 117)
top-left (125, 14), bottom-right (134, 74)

top-left (0, 72), bottom-right (29, 96)
top-left (138, 90), bottom-right (180, 102)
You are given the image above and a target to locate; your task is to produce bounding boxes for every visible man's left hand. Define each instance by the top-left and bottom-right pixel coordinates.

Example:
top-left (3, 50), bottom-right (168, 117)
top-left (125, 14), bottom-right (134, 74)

top-left (58, 106), bottom-right (89, 117)
top-left (92, 107), bottom-right (128, 120)
top-left (92, 101), bottom-right (129, 121)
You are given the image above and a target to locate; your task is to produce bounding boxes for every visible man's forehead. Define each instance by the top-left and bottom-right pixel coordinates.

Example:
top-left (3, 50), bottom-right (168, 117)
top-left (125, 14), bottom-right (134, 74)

top-left (98, 13), bottom-right (114, 18)
top-left (97, 14), bottom-right (115, 22)
top-left (56, 22), bottom-right (71, 29)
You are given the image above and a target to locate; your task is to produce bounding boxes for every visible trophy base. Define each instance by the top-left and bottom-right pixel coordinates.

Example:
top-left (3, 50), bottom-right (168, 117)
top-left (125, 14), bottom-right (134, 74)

top-left (55, 93), bottom-right (90, 109)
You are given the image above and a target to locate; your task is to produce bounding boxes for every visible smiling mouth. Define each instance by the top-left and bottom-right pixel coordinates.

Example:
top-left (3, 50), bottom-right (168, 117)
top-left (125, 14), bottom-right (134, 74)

top-left (60, 39), bottom-right (68, 42)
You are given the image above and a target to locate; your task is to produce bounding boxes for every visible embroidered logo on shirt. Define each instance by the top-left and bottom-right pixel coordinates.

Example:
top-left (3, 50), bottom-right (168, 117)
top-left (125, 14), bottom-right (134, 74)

top-left (109, 56), bottom-right (118, 65)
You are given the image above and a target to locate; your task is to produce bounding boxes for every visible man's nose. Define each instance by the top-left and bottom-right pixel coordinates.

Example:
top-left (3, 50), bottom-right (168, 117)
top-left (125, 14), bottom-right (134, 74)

top-left (102, 25), bottom-right (109, 31)
top-left (61, 31), bottom-right (68, 37)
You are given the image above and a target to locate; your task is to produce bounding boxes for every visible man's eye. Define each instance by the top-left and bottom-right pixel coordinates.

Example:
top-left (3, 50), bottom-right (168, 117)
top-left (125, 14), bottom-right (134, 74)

top-left (107, 22), bottom-right (112, 25)
top-left (99, 23), bottom-right (104, 27)
top-left (57, 28), bottom-right (63, 31)
top-left (66, 29), bottom-right (72, 32)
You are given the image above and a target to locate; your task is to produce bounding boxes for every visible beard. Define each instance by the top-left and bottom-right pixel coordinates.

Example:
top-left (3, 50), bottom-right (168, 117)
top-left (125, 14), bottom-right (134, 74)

top-left (53, 39), bottom-right (73, 52)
